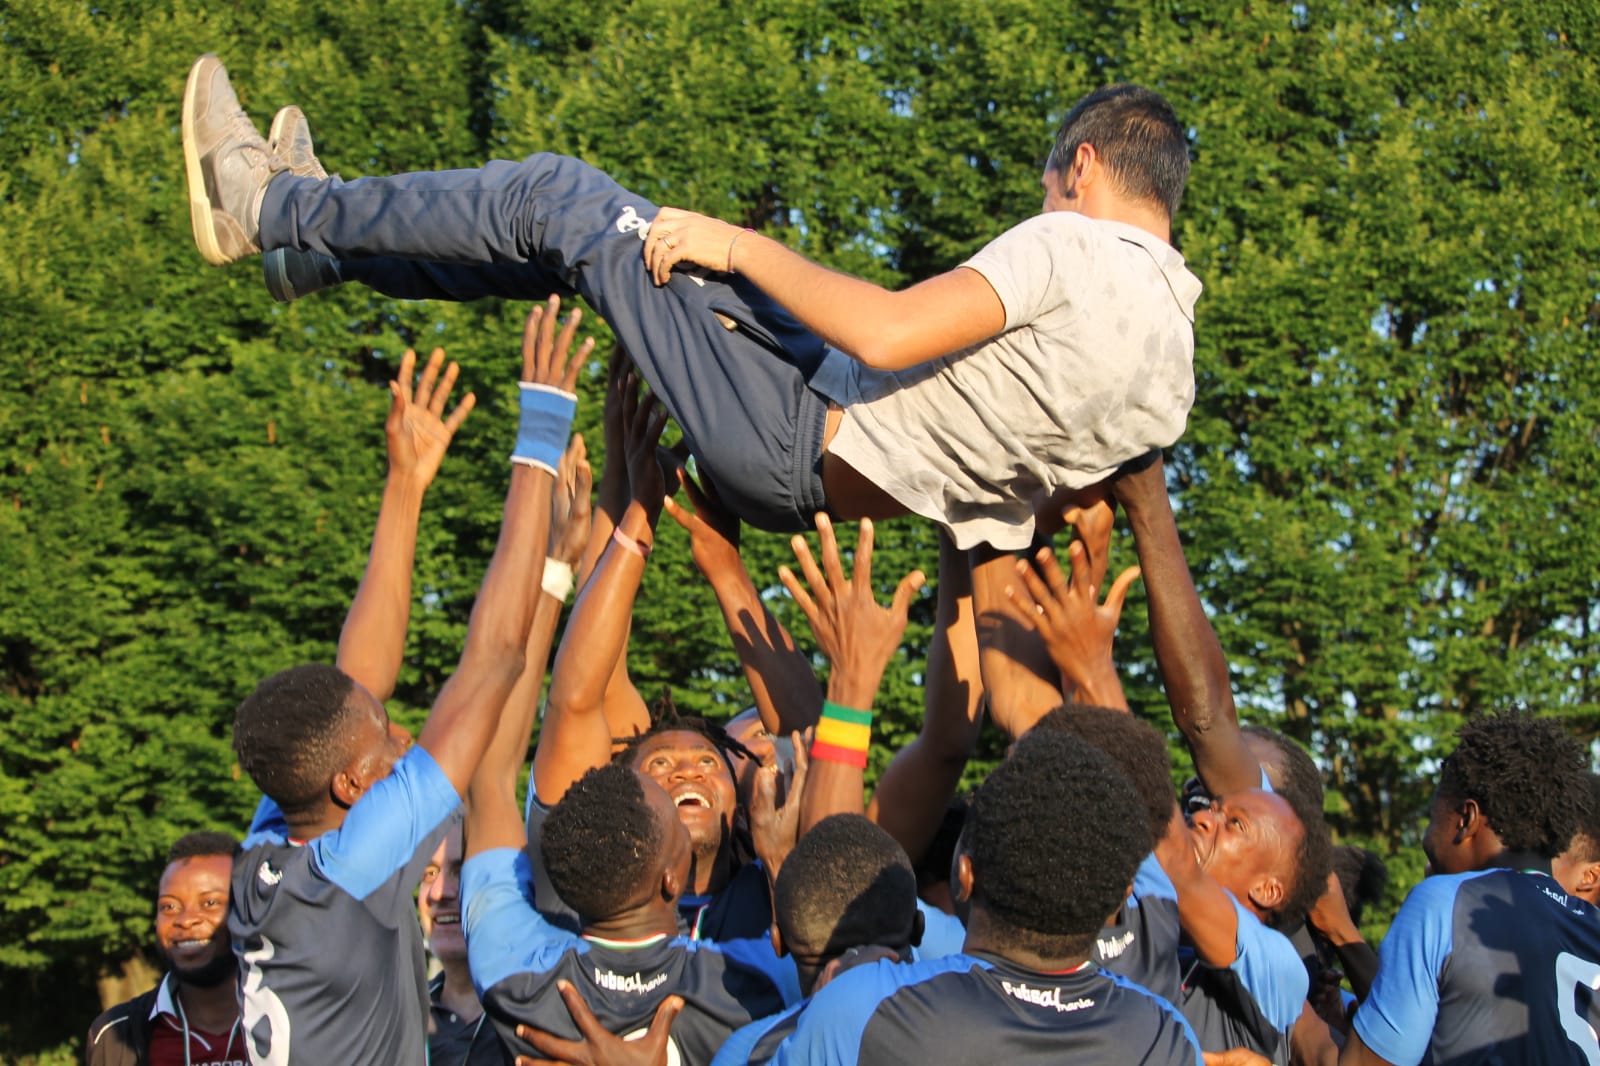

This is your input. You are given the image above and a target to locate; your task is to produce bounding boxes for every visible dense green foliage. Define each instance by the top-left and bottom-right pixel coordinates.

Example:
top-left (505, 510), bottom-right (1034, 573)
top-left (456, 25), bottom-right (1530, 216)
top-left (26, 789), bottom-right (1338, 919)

top-left (2, 1), bottom-right (1596, 1057)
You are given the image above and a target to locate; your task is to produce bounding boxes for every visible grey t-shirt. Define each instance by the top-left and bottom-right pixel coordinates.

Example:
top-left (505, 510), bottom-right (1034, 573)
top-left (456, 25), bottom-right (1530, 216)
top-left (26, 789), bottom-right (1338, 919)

top-left (814, 212), bottom-right (1202, 549)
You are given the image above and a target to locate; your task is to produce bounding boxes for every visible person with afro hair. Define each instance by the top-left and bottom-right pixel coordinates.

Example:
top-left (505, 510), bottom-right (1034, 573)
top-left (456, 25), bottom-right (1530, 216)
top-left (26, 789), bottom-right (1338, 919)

top-left (1346, 710), bottom-right (1600, 1065)
top-left (770, 729), bottom-right (1203, 1065)
top-left (461, 755), bottom-right (797, 1066)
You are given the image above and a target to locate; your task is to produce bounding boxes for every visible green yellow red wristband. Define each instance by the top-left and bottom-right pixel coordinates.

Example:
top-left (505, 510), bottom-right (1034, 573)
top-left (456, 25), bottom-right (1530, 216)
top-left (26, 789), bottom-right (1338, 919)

top-left (812, 701), bottom-right (873, 769)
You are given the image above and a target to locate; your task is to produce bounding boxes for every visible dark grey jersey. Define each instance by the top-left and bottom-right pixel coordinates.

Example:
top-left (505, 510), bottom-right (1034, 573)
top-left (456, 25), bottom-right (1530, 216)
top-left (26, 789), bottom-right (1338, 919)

top-left (230, 747), bottom-right (459, 1066)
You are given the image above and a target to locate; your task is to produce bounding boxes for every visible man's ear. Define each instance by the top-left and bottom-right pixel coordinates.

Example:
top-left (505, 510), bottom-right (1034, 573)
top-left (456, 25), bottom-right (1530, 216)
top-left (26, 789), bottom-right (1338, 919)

top-left (1070, 142), bottom-right (1100, 191)
top-left (770, 924), bottom-right (787, 959)
top-left (954, 854), bottom-right (976, 905)
top-left (1577, 862), bottom-right (1600, 903)
top-left (1454, 798), bottom-right (1484, 843)
top-left (661, 863), bottom-right (682, 903)
top-left (1248, 875), bottom-right (1286, 914)
top-left (911, 907), bottom-right (927, 949)
top-left (331, 762), bottom-right (367, 809)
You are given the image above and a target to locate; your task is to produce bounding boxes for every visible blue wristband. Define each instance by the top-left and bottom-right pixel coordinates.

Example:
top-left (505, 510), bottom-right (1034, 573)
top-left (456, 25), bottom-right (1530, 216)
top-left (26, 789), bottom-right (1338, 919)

top-left (512, 383), bottom-right (577, 473)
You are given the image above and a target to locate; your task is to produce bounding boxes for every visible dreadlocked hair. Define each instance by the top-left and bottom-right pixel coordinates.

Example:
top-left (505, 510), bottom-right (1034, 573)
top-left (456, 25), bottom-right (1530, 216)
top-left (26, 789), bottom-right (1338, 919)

top-left (611, 686), bottom-right (757, 773)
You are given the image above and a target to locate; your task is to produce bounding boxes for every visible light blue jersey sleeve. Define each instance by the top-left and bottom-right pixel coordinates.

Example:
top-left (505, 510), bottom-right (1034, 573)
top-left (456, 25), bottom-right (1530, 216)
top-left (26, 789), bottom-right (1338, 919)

top-left (462, 846), bottom-right (586, 996)
top-left (309, 745), bottom-right (460, 901)
top-left (1352, 873), bottom-right (1465, 1066)
top-left (1134, 850), bottom-right (1177, 903)
top-left (911, 900), bottom-right (967, 961)
top-left (712, 1001), bottom-right (808, 1066)
top-left (1228, 895), bottom-right (1310, 1034)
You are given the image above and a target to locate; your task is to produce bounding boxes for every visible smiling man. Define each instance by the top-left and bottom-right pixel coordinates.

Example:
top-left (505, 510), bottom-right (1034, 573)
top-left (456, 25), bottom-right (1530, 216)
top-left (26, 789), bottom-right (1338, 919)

top-left (87, 832), bottom-right (243, 1066)
top-left (418, 824), bottom-right (511, 1066)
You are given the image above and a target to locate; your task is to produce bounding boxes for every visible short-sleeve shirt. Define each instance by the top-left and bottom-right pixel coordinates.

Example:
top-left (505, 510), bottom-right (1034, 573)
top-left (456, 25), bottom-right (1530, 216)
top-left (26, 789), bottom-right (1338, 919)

top-left (1096, 852), bottom-right (1183, 1007)
top-left (1177, 894), bottom-right (1308, 1065)
top-left (1354, 867), bottom-right (1600, 1064)
top-left (769, 952), bottom-right (1203, 1066)
top-left (229, 747), bottom-right (460, 1066)
top-left (463, 848), bottom-right (798, 1066)
top-left (814, 212), bottom-right (1202, 549)
top-left (525, 794), bottom-right (772, 942)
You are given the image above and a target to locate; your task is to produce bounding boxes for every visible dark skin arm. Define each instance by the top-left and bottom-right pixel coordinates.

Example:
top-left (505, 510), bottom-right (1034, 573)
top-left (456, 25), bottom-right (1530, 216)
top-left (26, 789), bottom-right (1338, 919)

top-left (337, 347), bottom-right (475, 701)
top-left (662, 465), bottom-right (823, 738)
top-left (1307, 871), bottom-right (1380, 1001)
top-left (782, 515), bottom-right (925, 835)
top-left (1112, 452), bottom-right (1261, 796)
top-left (535, 377), bottom-right (668, 806)
top-left (868, 530), bottom-right (984, 863)
top-left (969, 544), bottom-right (1066, 741)
top-left (1338, 1031), bottom-right (1395, 1066)
top-left (419, 299), bottom-right (583, 799)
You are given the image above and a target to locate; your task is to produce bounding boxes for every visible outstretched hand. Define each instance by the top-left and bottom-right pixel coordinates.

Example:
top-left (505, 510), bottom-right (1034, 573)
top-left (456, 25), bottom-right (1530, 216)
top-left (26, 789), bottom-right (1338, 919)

top-left (619, 373), bottom-right (671, 514)
top-left (549, 435), bottom-right (594, 567)
top-left (780, 515), bottom-right (925, 709)
top-left (513, 979), bottom-right (682, 1066)
top-left (642, 206), bottom-right (745, 286)
top-left (385, 347), bottom-right (475, 489)
top-left (748, 730), bottom-right (811, 878)
top-left (662, 464), bottom-right (742, 579)
top-left (521, 295), bottom-right (592, 391)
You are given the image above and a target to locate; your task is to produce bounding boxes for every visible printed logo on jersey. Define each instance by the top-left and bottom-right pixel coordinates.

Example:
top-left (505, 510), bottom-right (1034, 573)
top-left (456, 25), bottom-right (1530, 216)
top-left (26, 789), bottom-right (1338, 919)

top-left (1000, 980), bottom-right (1094, 1014)
top-left (594, 967), bottom-right (670, 995)
top-left (612, 205), bottom-right (706, 286)
top-left (257, 860), bottom-right (283, 887)
top-left (1096, 930), bottom-right (1135, 960)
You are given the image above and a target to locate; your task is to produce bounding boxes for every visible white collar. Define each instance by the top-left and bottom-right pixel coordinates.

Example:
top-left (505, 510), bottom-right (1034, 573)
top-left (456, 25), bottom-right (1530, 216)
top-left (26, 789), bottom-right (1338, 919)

top-left (149, 972), bottom-right (180, 1021)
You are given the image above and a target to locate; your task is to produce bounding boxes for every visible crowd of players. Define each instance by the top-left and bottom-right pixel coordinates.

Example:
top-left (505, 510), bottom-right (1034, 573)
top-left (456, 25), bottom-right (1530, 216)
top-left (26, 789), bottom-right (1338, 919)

top-left (85, 305), bottom-right (1600, 1066)
top-left (84, 57), bottom-right (1600, 1065)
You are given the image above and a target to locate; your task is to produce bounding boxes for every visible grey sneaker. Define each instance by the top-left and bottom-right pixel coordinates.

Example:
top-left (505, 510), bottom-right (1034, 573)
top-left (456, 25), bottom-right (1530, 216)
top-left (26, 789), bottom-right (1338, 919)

top-left (181, 54), bottom-right (286, 266)
top-left (267, 106), bottom-right (328, 180)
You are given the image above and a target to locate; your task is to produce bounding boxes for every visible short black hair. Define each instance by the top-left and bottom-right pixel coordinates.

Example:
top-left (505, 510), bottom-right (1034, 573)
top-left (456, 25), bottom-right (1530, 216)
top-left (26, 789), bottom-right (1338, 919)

top-left (233, 664), bottom-right (360, 821)
top-left (167, 832), bottom-right (238, 866)
top-left (1047, 83), bottom-right (1190, 217)
top-left (541, 763), bottom-right (663, 921)
top-left (967, 729), bottom-right (1147, 957)
top-left (1242, 725), bottom-right (1325, 823)
top-left (1330, 845), bottom-right (1388, 925)
top-left (776, 815), bottom-right (918, 959)
top-left (1437, 709), bottom-right (1590, 858)
top-left (1034, 704), bottom-right (1175, 850)
top-left (1568, 774), bottom-right (1600, 863)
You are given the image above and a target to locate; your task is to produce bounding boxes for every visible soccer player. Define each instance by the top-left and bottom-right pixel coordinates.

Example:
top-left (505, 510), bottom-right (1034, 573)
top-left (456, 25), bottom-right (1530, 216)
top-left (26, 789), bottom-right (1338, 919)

top-left (182, 54), bottom-right (1200, 547)
top-left (227, 301), bottom-right (582, 1065)
top-left (1344, 711), bottom-right (1600, 1065)
top-left (87, 832), bottom-right (242, 1066)
top-left (770, 729), bottom-right (1203, 1065)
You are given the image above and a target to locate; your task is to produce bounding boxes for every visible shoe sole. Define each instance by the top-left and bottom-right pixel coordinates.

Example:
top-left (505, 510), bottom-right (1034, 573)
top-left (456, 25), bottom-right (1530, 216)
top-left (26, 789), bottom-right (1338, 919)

top-left (182, 56), bottom-right (232, 267)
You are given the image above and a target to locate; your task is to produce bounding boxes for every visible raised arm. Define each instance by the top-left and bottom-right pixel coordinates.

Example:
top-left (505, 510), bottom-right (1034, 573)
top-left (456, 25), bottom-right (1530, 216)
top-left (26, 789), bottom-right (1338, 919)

top-left (1112, 453), bottom-right (1261, 797)
top-left (418, 299), bottom-right (585, 798)
top-left (337, 348), bottom-right (475, 701)
top-left (662, 465), bottom-right (823, 738)
top-left (867, 530), bottom-right (984, 864)
top-left (534, 376), bottom-right (669, 806)
top-left (641, 208), bottom-right (1005, 372)
top-left (968, 544), bottom-right (1068, 741)
top-left (779, 515), bottom-right (925, 835)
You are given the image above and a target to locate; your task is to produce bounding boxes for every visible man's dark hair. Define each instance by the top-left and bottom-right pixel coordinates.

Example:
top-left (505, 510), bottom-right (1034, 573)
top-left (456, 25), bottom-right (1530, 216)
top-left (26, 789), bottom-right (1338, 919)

top-left (1330, 845), bottom-right (1388, 925)
top-left (1242, 724), bottom-right (1325, 823)
top-left (1047, 83), bottom-right (1190, 217)
top-left (1437, 709), bottom-right (1590, 858)
top-left (612, 688), bottom-right (756, 776)
top-left (1035, 704), bottom-right (1176, 850)
top-left (1567, 774), bottom-right (1600, 863)
top-left (542, 763), bottom-right (663, 921)
top-left (966, 729), bottom-right (1147, 957)
top-left (776, 814), bottom-right (918, 958)
top-left (167, 832), bottom-right (239, 866)
top-left (233, 664), bottom-right (360, 821)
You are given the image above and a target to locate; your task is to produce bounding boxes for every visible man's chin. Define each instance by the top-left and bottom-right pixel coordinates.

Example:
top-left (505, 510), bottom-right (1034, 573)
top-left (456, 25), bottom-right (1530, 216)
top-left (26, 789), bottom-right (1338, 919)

top-left (168, 952), bottom-right (236, 989)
